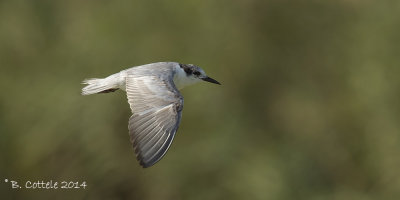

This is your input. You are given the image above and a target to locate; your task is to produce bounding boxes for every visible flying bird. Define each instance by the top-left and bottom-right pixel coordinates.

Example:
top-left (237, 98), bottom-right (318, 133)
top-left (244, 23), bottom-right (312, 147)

top-left (81, 62), bottom-right (220, 168)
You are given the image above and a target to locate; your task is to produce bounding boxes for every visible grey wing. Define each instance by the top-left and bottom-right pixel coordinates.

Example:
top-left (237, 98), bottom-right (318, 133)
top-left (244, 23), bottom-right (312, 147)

top-left (126, 74), bottom-right (183, 168)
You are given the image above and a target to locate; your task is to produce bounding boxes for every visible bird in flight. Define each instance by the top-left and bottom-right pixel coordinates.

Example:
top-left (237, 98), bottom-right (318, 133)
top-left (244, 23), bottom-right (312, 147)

top-left (81, 62), bottom-right (220, 168)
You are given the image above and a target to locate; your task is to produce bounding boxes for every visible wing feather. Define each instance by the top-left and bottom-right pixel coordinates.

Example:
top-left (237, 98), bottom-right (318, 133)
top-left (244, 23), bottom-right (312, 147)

top-left (126, 71), bottom-right (183, 168)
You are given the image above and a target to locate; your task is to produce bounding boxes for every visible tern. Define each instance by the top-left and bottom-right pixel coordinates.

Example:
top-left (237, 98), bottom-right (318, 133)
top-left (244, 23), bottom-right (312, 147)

top-left (81, 62), bottom-right (220, 168)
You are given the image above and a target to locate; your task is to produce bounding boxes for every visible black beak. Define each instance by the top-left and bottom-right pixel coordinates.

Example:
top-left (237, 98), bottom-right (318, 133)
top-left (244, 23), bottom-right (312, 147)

top-left (201, 76), bottom-right (221, 85)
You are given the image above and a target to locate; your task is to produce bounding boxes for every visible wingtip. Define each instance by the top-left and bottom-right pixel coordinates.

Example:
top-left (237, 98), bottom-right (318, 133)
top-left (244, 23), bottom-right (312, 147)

top-left (137, 156), bottom-right (154, 168)
top-left (140, 162), bottom-right (152, 168)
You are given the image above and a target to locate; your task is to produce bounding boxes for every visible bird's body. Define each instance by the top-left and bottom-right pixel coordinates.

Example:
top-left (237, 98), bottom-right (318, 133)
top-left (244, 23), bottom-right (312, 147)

top-left (82, 62), bottom-right (220, 168)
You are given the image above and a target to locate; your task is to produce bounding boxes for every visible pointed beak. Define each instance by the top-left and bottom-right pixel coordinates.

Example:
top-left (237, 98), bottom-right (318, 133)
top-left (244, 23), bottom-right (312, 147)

top-left (201, 76), bottom-right (221, 85)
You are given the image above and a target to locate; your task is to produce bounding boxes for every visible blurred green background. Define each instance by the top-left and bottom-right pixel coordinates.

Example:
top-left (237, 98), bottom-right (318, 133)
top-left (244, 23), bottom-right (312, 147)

top-left (1, 0), bottom-right (400, 199)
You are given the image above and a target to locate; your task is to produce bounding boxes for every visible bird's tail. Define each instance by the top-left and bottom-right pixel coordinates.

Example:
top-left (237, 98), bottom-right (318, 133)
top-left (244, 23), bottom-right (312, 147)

top-left (81, 77), bottom-right (119, 95)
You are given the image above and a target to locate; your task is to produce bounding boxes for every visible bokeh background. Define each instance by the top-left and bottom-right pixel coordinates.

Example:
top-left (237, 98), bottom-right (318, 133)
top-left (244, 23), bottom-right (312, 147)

top-left (1, 0), bottom-right (400, 199)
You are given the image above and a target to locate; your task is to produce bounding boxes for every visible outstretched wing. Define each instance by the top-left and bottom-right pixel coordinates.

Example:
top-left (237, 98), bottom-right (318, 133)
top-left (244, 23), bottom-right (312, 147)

top-left (126, 74), bottom-right (183, 168)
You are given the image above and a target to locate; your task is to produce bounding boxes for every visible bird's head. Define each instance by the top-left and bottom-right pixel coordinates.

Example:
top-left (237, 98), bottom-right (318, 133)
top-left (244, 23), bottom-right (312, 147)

top-left (175, 63), bottom-right (220, 89)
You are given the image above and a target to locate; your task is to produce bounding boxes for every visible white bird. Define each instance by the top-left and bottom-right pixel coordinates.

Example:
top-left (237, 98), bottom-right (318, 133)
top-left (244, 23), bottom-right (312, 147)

top-left (81, 62), bottom-right (220, 168)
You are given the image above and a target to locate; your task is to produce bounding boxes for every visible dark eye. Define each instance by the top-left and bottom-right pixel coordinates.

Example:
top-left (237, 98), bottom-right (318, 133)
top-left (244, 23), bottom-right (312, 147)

top-left (193, 71), bottom-right (201, 76)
